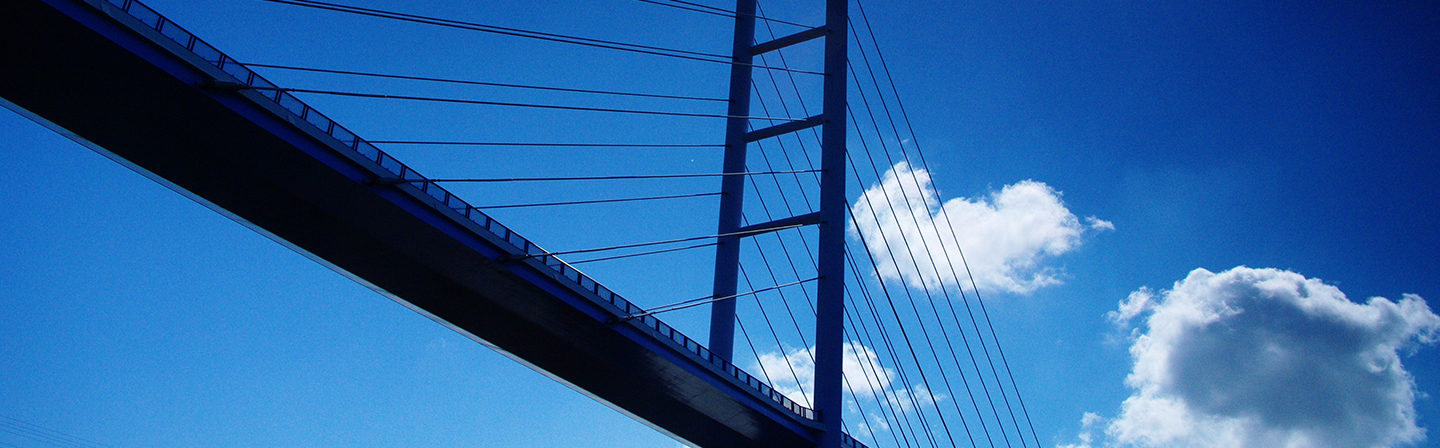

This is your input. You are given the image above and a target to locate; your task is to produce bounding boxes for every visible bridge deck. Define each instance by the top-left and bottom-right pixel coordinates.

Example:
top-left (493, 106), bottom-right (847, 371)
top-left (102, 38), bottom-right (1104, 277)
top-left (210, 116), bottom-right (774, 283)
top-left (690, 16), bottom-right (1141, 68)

top-left (0, 1), bottom-right (870, 446)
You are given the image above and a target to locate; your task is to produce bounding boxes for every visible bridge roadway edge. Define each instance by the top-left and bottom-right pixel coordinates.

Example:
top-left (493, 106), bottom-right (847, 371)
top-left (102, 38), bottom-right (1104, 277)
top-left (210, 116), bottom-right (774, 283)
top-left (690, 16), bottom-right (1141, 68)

top-left (0, 1), bottom-right (824, 446)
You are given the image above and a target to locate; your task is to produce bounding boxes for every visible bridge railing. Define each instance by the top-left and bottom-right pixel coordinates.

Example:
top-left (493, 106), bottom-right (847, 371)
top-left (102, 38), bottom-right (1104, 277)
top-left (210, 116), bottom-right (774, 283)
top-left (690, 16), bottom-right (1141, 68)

top-left (95, 0), bottom-right (823, 425)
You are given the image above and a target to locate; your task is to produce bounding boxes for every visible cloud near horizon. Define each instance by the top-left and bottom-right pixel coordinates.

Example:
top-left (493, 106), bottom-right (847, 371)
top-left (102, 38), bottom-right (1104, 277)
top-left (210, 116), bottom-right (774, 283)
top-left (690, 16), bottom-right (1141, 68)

top-left (755, 341), bottom-right (897, 407)
top-left (753, 341), bottom-right (944, 419)
top-left (1078, 266), bottom-right (1440, 448)
top-left (850, 162), bottom-right (1109, 295)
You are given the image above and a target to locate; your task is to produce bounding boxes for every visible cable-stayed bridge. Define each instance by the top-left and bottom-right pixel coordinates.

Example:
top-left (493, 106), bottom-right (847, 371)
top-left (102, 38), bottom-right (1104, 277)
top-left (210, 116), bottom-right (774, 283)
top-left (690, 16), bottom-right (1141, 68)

top-left (1, 0), bottom-right (1040, 447)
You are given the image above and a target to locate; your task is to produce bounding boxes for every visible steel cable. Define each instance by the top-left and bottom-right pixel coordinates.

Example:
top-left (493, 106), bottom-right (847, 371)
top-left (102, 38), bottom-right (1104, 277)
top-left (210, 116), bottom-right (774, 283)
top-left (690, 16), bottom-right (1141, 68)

top-left (851, 2), bottom-right (1043, 442)
top-left (258, 0), bottom-right (823, 75)
top-left (244, 62), bottom-right (727, 102)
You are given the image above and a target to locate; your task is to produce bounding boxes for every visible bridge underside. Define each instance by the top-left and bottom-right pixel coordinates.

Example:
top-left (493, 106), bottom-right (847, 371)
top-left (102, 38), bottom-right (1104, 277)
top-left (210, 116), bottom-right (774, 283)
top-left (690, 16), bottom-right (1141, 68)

top-left (0, 1), bottom-right (820, 446)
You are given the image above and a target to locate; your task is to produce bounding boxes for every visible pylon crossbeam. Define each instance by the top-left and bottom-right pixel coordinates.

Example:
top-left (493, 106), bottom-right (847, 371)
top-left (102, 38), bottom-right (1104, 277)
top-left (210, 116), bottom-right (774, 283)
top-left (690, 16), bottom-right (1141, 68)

top-left (750, 26), bottom-right (827, 56)
top-left (745, 114), bottom-right (823, 142)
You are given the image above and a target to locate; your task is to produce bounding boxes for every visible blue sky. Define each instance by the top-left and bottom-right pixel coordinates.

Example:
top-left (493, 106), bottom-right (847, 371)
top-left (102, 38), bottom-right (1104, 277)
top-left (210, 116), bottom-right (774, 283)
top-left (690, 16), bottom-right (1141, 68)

top-left (2, 0), bottom-right (1438, 447)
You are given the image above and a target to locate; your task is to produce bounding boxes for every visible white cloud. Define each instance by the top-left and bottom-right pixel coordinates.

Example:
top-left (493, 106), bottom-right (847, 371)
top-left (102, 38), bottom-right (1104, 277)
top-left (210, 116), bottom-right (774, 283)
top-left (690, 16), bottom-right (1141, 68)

top-left (754, 344), bottom-right (944, 432)
top-left (756, 346), bottom-right (813, 405)
top-left (868, 412), bottom-right (891, 432)
top-left (1108, 288), bottom-right (1156, 326)
top-left (850, 162), bottom-right (1107, 294)
top-left (884, 384), bottom-right (944, 414)
top-left (1096, 267), bottom-right (1440, 448)
top-left (1086, 216), bottom-right (1116, 231)
top-left (1059, 412), bottom-right (1106, 448)
top-left (754, 341), bottom-right (895, 407)
top-left (754, 340), bottom-right (947, 443)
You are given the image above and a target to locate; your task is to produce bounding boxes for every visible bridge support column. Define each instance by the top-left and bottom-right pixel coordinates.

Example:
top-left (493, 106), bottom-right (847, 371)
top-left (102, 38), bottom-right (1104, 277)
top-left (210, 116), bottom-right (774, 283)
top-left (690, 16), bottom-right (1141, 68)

top-left (707, 0), bottom-right (758, 362)
top-left (811, 0), bottom-right (848, 446)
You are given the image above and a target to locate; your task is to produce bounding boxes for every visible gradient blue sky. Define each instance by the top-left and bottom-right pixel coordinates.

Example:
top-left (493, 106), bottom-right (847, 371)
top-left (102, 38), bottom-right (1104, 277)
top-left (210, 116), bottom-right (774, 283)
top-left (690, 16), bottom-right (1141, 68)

top-left (2, 0), bottom-right (1437, 447)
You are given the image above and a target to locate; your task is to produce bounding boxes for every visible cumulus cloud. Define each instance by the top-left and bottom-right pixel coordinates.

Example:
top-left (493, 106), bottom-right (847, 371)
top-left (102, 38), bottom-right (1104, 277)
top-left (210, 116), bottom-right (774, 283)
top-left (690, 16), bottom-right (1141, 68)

top-left (1093, 267), bottom-right (1440, 448)
top-left (850, 162), bottom-right (1108, 294)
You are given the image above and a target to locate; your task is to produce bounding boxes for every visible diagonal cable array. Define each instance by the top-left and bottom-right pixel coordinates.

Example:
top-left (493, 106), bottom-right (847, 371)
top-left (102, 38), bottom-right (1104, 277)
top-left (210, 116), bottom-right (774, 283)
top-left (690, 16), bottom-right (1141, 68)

top-left (730, 4), bottom-right (943, 446)
top-left (508, 223), bottom-right (806, 262)
top-left (372, 170), bottom-right (820, 184)
top-left (244, 0), bottom-right (1042, 444)
top-left (637, 0), bottom-right (816, 28)
top-left (366, 141), bottom-right (723, 148)
top-left (230, 85), bottom-right (802, 121)
top-left (636, 0), bottom-right (1048, 446)
top-left (259, 0), bottom-right (824, 75)
top-left (850, 1), bottom-right (1044, 445)
top-left (678, 1), bottom-right (937, 445)
top-left (472, 191), bottom-right (722, 210)
top-left (620, 277), bottom-right (817, 321)
top-left (0, 416), bottom-right (111, 448)
top-left (244, 63), bottom-right (730, 102)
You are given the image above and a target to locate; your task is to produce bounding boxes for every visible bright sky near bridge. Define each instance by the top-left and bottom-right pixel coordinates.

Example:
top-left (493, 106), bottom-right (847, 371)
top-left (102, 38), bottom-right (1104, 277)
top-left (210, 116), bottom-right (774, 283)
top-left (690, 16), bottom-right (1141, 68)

top-left (2, 0), bottom-right (1438, 447)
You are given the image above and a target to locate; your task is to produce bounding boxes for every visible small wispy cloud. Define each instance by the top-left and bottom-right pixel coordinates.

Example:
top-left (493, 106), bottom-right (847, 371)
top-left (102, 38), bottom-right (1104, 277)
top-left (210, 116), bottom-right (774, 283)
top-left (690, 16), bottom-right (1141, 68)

top-left (883, 384), bottom-right (944, 414)
top-left (752, 341), bottom-right (946, 441)
top-left (754, 341), bottom-right (896, 407)
top-left (1057, 412), bottom-right (1104, 448)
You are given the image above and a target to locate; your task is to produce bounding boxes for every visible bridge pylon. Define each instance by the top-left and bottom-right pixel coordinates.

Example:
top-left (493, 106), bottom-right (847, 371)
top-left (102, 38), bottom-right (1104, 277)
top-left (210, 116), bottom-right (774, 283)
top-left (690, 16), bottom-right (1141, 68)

top-left (708, 1), bottom-right (848, 446)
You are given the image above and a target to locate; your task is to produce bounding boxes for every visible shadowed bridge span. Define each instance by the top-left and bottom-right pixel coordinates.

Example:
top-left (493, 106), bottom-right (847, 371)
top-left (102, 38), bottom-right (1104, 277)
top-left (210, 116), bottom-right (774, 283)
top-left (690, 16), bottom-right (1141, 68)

top-left (0, 0), bottom-right (867, 446)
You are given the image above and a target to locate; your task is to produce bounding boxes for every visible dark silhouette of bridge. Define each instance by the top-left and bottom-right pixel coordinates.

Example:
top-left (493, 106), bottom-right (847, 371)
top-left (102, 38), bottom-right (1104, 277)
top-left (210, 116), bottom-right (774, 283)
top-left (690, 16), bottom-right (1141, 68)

top-left (0, 0), bottom-right (868, 446)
